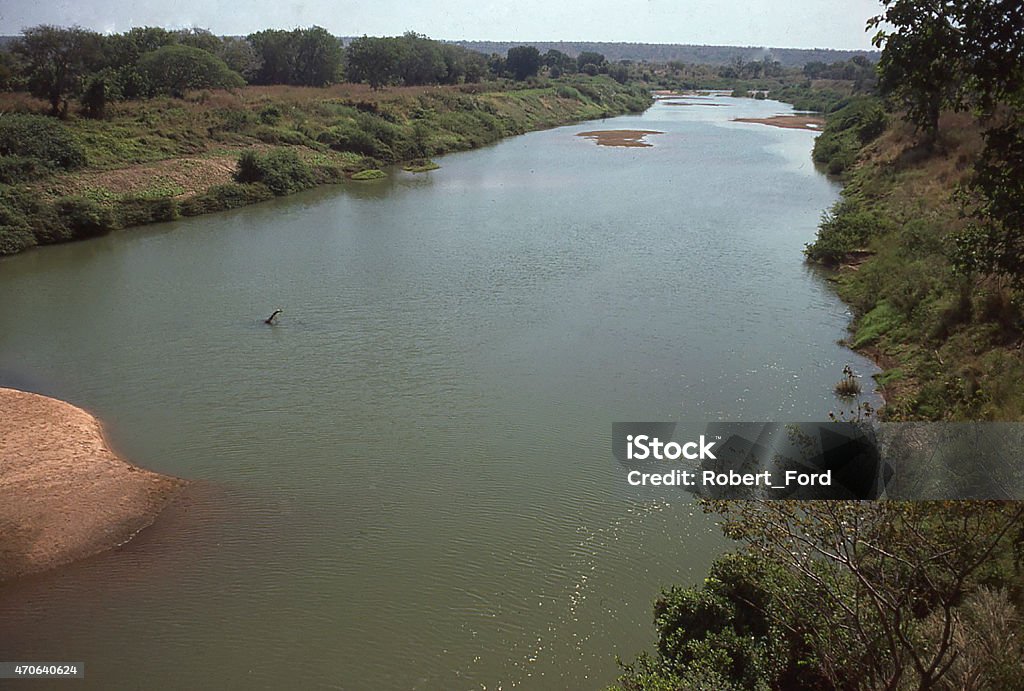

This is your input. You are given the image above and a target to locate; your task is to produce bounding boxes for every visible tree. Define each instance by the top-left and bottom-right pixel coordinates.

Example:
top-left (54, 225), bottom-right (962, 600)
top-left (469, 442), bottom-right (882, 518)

top-left (505, 45), bottom-right (541, 81)
top-left (138, 45), bottom-right (244, 97)
top-left (248, 29), bottom-right (295, 84)
top-left (345, 36), bottom-right (400, 89)
top-left (576, 51), bottom-right (606, 73)
top-left (396, 33), bottom-right (446, 86)
top-left (218, 37), bottom-right (262, 81)
top-left (173, 28), bottom-right (221, 54)
top-left (952, 116), bottom-right (1024, 285)
top-left (870, 0), bottom-right (1024, 138)
top-left (13, 25), bottom-right (102, 117)
top-left (608, 62), bottom-right (630, 84)
top-left (291, 26), bottom-right (342, 86)
top-left (703, 500), bottom-right (1024, 690)
top-left (543, 49), bottom-right (575, 75)
top-left (870, 2), bottom-right (966, 138)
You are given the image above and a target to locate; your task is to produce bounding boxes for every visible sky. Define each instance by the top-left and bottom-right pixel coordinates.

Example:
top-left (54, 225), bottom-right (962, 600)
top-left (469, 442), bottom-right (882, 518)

top-left (0, 0), bottom-right (883, 50)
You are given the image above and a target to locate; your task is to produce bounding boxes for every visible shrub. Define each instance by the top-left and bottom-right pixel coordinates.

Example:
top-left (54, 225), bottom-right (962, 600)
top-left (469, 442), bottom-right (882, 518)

top-left (54, 196), bottom-right (115, 239)
top-left (0, 114), bottom-right (87, 171)
top-left (259, 105), bottom-right (283, 125)
top-left (0, 155), bottom-right (49, 183)
top-left (351, 169), bottom-right (386, 180)
top-left (0, 225), bottom-right (36, 254)
top-left (215, 108), bottom-right (256, 132)
top-left (115, 197), bottom-right (179, 227)
top-left (806, 199), bottom-right (887, 264)
top-left (179, 181), bottom-right (274, 216)
top-left (252, 125), bottom-right (312, 146)
top-left (235, 149), bottom-right (315, 196)
top-left (812, 97), bottom-right (887, 176)
top-left (320, 122), bottom-right (384, 157)
top-left (555, 85), bottom-right (582, 100)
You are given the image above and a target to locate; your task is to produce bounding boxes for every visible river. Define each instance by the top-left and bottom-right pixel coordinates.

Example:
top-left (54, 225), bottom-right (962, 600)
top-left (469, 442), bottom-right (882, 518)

top-left (0, 95), bottom-right (877, 689)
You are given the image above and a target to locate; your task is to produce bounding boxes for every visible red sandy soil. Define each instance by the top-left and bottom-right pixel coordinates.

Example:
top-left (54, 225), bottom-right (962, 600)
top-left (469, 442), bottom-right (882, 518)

top-left (576, 129), bottom-right (664, 147)
top-left (732, 115), bottom-right (826, 130)
top-left (0, 388), bottom-right (186, 582)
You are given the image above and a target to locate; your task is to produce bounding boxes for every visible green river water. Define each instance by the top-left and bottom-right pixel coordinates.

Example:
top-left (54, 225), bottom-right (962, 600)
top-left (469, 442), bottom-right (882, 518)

top-left (0, 95), bottom-right (877, 689)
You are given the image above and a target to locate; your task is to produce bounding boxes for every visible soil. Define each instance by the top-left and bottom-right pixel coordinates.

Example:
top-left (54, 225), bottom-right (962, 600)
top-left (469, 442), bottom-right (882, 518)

top-left (732, 115), bottom-right (826, 130)
top-left (576, 129), bottom-right (664, 147)
top-left (0, 388), bottom-right (187, 582)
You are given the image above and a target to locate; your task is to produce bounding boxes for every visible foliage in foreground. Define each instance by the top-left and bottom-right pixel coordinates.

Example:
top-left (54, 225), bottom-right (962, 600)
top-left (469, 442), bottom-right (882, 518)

top-left (614, 501), bottom-right (1024, 691)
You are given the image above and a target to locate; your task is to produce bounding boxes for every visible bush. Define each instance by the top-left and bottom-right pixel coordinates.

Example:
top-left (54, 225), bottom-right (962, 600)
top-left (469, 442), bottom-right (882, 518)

top-left (179, 181), bottom-right (275, 216)
top-left (320, 122), bottom-right (385, 157)
top-left (351, 169), bottom-right (386, 180)
top-left (259, 105), bottom-right (283, 125)
top-left (555, 85), bottom-right (583, 100)
top-left (614, 554), bottom-right (804, 691)
top-left (806, 199), bottom-right (888, 264)
top-left (252, 125), bottom-right (312, 146)
top-left (0, 114), bottom-right (87, 171)
top-left (0, 155), bottom-right (49, 183)
top-left (54, 196), bottom-right (115, 239)
top-left (115, 197), bottom-right (179, 227)
top-left (0, 225), bottom-right (36, 254)
top-left (215, 108), bottom-right (256, 132)
top-left (235, 149), bottom-right (315, 196)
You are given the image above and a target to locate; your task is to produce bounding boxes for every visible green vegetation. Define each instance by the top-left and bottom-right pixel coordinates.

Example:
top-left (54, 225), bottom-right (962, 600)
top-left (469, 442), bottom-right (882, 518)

top-left (618, 5), bottom-right (1024, 691)
top-left (235, 148), bottom-right (315, 195)
top-left (0, 23), bottom-right (652, 257)
top-left (797, 0), bottom-right (1024, 420)
top-left (810, 96), bottom-right (887, 175)
top-left (0, 113), bottom-right (87, 180)
top-left (350, 169), bottom-right (386, 180)
top-left (402, 159), bottom-right (439, 173)
top-left (615, 502), bottom-right (1024, 691)
top-left (0, 72), bottom-right (649, 256)
top-left (248, 27), bottom-right (342, 87)
top-left (138, 45), bottom-right (245, 97)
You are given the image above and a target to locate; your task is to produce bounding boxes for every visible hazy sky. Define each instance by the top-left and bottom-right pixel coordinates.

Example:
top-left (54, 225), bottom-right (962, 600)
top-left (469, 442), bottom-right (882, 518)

top-left (0, 0), bottom-right (883, 50)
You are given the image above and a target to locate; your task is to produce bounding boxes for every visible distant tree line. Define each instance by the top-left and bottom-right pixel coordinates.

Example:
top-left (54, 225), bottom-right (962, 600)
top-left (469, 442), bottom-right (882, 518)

top-left (0, 25), bottom-right (613, 118)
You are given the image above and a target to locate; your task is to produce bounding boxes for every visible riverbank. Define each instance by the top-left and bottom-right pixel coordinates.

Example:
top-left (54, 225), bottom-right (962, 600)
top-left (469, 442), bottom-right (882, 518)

top-left (0, 388), bottom-right (186, 582)
top-left (0, 77), bottom-right (651, 257)
top-left (805, 99), bottom-right (1023, 420)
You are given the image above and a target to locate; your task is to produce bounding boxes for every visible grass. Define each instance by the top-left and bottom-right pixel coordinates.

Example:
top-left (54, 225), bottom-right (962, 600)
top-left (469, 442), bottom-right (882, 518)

top-left (402, 159), bottom-right (440, 173)
top-left (834, 365), bottom-right (863, 398)
top-left (0, 76), bottom-right (652, 257)
top-left (350, 169), bottom-right (386, 180)
top-left (806, 108), bottom-right (1024, 420)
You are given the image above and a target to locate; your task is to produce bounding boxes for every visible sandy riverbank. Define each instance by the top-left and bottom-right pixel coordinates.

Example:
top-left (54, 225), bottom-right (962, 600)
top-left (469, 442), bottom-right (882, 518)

top-left (733, 115), bottom-right (826, 130)
top-left (0, 388), bottom-right (186, 582)
top-left (576, 129), bottom-right (664, 147)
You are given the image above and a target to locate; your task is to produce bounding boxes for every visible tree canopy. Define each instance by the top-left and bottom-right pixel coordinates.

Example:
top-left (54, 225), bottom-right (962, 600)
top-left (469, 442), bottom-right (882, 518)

top-left (13, 25), bottom-right (103, 117)
top-left (506, 45), bottom-right (541, 81)
top-left (138, 45), bottom-right (244, 97)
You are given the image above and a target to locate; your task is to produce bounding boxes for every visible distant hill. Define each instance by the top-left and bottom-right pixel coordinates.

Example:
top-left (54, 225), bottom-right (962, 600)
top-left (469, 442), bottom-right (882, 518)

top-left (442, 41), bottom-right (879, 67)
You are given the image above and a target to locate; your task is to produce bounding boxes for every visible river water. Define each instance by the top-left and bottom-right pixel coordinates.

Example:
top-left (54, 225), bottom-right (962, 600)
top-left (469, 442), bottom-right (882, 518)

top-left (0, 95), bottom-right (876, 689)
